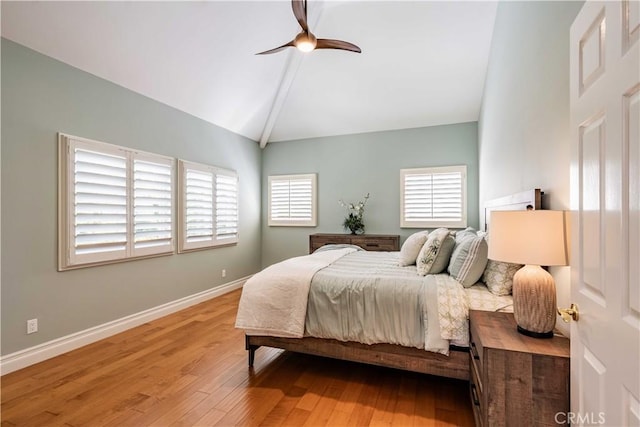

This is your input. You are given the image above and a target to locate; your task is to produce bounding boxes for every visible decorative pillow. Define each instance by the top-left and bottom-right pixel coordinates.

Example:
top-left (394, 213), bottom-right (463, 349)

top-left (398, 231), bottom-right (430, 266)
top-left (314, 244), bottom-right (364, 253)
top-left (482, 259), bottom-right (523, 296)
top-left (454, 227), bottom-right (477, 244)
top-left (447, 235), bottom-right (489, 287)
top-left (416, 228), bottom-right (455, 275)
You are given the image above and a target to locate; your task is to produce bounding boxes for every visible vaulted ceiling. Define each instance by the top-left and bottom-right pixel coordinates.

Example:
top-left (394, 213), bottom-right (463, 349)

top-left (1, 1), bottom-right (498, 145)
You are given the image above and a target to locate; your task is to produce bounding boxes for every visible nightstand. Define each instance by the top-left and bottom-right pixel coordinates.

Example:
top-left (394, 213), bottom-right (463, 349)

top-left (468, 310), bottom-right (570, 426)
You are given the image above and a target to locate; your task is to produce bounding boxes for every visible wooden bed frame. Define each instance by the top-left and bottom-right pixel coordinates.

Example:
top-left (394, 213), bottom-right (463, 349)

top-left (245, 188), bottom-right (543, 381)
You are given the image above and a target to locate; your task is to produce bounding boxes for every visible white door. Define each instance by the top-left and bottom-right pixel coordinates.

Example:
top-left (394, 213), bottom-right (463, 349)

top-left (570, 1), bottom-right (639, 426)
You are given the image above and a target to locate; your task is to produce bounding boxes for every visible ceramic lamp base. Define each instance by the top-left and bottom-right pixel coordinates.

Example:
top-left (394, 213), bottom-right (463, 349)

top-left (512, 264), bottom-right (557, 339)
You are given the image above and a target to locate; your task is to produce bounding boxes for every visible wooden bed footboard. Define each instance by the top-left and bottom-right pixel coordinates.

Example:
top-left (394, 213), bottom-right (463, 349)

top-left (245, 335), bottom-right (469, 381)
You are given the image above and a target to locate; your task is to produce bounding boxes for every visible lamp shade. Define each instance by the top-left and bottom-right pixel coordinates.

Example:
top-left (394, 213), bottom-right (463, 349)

top-left (488, 210), bottom-right (568, 266)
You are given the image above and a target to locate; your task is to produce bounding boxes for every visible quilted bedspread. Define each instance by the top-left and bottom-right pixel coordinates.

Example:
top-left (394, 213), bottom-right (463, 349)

top-left (236, 249), bottom-right (472, 355)
top-left (305, 251), bottom-right (469, 355)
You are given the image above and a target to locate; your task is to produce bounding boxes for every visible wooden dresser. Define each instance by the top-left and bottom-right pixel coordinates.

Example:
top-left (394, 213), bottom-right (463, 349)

top-left (309, 233), bottom-right (400, 253)
top-left (468, 310), bottom-right (570, 427)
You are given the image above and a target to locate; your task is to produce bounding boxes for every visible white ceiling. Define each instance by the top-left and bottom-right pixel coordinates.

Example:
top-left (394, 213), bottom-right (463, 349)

top-left (1, 1), bottom-right (498, 144)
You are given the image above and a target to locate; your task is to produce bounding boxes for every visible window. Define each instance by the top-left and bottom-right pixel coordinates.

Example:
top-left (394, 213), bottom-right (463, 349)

top-left (178, 160), bottom-right (238, 252)
top-left (400, 165), bottom-right (467, 228)
top-left (58, 133), bottom-right (175, 270)
top-left (268, 174), bottom-right (317, 227)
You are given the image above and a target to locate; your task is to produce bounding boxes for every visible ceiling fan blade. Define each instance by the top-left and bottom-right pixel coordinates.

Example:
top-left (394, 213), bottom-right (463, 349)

top-left (316, 39), bottom-right (362, 53)
top-left (292, 0), bottom-right (308, 32)
top-left (256, 40), bottom-right (295, 55)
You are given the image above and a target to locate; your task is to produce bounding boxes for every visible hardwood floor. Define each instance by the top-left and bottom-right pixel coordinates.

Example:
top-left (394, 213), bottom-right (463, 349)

top-left (1, 289), bottom-right (474, 426)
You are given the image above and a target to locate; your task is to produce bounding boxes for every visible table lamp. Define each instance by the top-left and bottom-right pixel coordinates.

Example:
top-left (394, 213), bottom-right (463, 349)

top-left (488, 210), bottom-right (568, 338)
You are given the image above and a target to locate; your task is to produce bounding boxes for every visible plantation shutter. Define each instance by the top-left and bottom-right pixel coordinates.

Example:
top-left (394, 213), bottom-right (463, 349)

top-left (268, 174), bottom-right (317, 227)
top-left (71, 144), bottom-right (128, 264)
top-left (178, 161), bottom-right (239, 252)
top-left (60, 134), bottom-right (176, 270)
top-left (132, 154), bottom-right (174, 256)
top-left (215, 171), bottom-right (239, 243)
top-left (184, 167), bottom-right (214, 247)
top-left (401, 166), bottom-right (467, 228)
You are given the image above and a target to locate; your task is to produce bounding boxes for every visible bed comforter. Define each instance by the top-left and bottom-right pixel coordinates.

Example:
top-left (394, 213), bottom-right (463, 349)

top-left (235, 248), bottom-right (469, 355)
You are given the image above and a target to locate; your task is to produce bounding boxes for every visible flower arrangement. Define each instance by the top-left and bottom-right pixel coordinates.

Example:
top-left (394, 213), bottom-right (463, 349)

top-left (339, 193), bottom-right (370, 235)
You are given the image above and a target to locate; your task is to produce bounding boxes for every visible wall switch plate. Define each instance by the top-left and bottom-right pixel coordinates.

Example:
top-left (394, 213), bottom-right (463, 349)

top-left (222, 269), bottom-right (227, 278)
top-left (27, 318), bottom-right (38, 334)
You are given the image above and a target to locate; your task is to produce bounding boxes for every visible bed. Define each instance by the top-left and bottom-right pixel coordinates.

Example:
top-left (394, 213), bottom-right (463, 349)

top-left (236, 189), bottom-right (542, 381)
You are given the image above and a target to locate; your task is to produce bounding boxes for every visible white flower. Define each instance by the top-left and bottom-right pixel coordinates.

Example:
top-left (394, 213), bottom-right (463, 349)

top-left (339, 193), bottom-right (370, 216)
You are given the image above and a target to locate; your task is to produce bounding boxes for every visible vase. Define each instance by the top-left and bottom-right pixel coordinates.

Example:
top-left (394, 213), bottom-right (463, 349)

top-left (349, 224), bottom-right (364, 235)
top-left (344, 213), bottom-right (364, 235)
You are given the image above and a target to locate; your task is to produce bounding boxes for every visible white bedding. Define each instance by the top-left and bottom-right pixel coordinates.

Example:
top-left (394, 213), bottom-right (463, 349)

top-left (235, 247), bottom-right (358, 337)
top-left (236, 249), bottom-right (513, 354)
top-left (466, 283), bottom-right (514, 313)
top-left (447, 283), bottom-right (513, 347)
top-left (305, 251), bottom-right (468, 355)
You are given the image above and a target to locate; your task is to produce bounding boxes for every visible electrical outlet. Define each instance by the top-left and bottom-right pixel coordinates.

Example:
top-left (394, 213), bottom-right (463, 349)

top-left (222, 269), bottom-right (227, 278)
top-left (27, 319), bottom-right (38, 334)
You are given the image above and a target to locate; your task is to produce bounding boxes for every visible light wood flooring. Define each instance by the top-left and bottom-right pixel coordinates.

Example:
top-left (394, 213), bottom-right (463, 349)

top-left (1, 289), bottom-right (474, 426)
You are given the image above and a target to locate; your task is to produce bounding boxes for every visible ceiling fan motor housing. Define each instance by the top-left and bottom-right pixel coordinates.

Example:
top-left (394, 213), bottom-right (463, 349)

top-left (294, 31), bottom-right (317, 52)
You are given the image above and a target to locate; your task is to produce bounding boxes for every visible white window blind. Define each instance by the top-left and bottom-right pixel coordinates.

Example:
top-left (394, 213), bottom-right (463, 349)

top-left (72, 146), bottom-right (128, 261)
top-left (215, 172), bottom-right (239, 241)
top-left (268, 174), bottom-right (317, 227)
top-left (132, 155), bottom-right (174, 256)
top-left (178, 160), bottom-right (239, 252)
top-left (59, 134), bottom-right (175, 270)
top-left (185, 168), bottom-right (214, 244)
top-left (400, 165), bottom-right (467, 228)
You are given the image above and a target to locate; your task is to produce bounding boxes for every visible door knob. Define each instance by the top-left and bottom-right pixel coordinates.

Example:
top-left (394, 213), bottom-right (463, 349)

top-left (557, 304), bottom-right (579, 322)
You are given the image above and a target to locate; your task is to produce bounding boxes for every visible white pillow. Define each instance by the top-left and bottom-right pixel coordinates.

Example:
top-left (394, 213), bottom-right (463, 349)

top-left (483, 260), bottom-right (523, 295)
top-left (398, 231), bottom-right (430, 266)
top-left (454, 227), bottom-right (477, 244)
top-left (448, 235), bottom-right (489, 287)
top-left (416, 228), bottom-right (456, 275)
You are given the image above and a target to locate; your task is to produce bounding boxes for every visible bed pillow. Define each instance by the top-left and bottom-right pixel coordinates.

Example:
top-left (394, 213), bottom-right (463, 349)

top-left (398, 231), bottom-right (430, 266)
top-left (416, 228), bottom-right (455, 275)
top-left (454, 227), bottom-right (477, 244)
top-left (447, 235), bottom-right (488, 287)
top-left (314, 244), bottom-right (364, 253)
top-left (482, 259), bottom-right (523, 295)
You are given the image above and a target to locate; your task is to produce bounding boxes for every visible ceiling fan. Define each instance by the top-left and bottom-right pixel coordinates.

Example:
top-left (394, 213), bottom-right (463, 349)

top-left (256, 0), bottom-right (361, 55)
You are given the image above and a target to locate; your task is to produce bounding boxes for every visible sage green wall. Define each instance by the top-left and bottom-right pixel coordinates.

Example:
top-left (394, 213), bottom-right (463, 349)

top-left (1, 39), bottom-right (262, 355)
top-left (478, 1), bottom-right (582, 336)
top-left (261, 122), bottom-right (479, 267)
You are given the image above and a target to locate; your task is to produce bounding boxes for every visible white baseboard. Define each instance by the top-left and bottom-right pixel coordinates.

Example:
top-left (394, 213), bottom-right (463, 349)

top-left (0, 276), bottom-right (250, 376)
